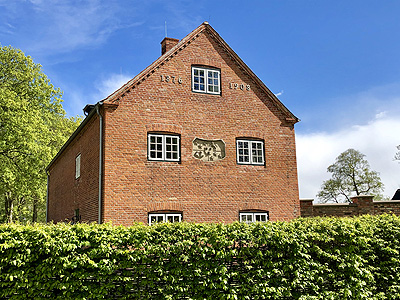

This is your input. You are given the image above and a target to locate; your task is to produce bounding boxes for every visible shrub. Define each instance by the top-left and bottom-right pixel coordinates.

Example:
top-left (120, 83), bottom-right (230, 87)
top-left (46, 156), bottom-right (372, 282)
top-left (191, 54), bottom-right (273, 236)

top-left (1, 215), bottom-right (400, 299)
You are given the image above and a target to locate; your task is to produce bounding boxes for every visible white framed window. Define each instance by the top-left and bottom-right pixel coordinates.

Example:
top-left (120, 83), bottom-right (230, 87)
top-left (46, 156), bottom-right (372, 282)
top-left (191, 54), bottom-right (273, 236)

top-left (149, 213), bottom-right (182, 225)
top-left (240, 212), bottom-right (269, 224)
top-left (236, 139), bottom-right (265, 165)
top-left (75, 154), bottom-right (81, 179)
top-left (192, 67), bottom-right (220, 94)
top-left (148, 133), bottom-right (180, 161)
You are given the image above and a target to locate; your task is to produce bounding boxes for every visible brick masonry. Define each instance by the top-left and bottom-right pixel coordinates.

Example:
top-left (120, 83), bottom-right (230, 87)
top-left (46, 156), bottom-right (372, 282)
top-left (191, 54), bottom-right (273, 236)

top-left (47, 23), bottom-right (300, 225)
top-left (47, 114), bottom-right (100, 223)
top-left (300, 196), bottom-right (400, 217)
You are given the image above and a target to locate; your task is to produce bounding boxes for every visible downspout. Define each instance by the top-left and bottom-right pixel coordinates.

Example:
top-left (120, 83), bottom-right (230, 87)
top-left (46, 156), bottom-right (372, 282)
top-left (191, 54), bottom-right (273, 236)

top-left (96, 103), bottom-right (103, 224)
top-left (46, 170), bottom-right (49, 223)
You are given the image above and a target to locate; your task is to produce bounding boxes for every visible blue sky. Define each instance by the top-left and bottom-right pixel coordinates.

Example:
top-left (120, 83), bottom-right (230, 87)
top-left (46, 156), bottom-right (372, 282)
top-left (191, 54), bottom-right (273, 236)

top-left (1, 0), bottom-right (399, 200)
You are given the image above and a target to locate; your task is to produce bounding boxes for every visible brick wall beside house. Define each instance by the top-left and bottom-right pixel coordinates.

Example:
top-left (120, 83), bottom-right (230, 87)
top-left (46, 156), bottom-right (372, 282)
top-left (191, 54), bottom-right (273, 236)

top-left (300, 196), bottom-right (400, 217)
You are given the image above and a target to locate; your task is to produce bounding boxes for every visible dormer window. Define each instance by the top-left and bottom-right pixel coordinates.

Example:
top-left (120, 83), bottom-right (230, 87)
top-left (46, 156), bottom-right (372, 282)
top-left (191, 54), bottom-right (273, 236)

top-left (192, 66), bottom-right (220, 94)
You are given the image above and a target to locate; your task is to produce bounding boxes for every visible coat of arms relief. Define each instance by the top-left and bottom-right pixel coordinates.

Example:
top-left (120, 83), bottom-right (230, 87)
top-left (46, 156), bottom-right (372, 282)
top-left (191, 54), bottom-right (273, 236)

top-left (192, 138), bottom-right (226, 162)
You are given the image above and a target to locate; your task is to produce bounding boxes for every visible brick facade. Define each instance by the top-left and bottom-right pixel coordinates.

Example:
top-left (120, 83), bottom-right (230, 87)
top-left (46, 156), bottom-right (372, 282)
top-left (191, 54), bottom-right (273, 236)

top-left (47, 113), bottom-right (101, 223)
top-left (300, 196), bottom-right (400, 217)
top-left (47, 23), bottom-right (300, 226)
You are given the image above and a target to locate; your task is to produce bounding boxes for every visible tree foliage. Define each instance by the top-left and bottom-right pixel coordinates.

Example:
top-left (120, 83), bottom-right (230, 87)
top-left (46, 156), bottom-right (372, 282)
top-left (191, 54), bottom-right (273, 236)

top-left (0, 45), bottom-right (81, 223)
top-left (317, 148), bottom-right (384, 203)
top-left (395, 145), bottom-right (400, 162)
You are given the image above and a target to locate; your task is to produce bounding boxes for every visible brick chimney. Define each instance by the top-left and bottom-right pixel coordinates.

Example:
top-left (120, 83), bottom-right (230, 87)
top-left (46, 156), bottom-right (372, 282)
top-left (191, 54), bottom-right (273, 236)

top-left (161, 37), bottom-right (179, 55)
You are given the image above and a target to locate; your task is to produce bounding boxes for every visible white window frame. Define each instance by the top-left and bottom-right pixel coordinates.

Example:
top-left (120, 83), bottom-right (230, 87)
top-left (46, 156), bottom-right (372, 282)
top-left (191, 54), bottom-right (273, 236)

top-left (148, 133), bottom-right (180, 162)
top-left (75, 154), bottom-right (81, 179)
top-left (192, 66), bottom-right (221, 95)
top-left (236, 139), bottom-right (265, 165)
top-left (240, 212), bottom-right (269, 224)
top-left (148, 213), bottom-right (182, 225)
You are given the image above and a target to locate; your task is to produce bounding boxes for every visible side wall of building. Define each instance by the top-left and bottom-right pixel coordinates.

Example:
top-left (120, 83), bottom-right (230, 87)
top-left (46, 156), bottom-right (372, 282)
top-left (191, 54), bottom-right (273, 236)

top-left (47, 114), bottom-right (101, 223)
top-left (101, 32), bottom-right (300, 225)
top-left (300, 196), bottom-right (400, 217)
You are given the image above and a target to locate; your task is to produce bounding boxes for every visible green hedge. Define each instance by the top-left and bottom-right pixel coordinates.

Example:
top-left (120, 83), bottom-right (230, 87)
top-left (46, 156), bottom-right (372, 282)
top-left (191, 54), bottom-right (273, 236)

top-left (1, 215), bottom-right (400, 299)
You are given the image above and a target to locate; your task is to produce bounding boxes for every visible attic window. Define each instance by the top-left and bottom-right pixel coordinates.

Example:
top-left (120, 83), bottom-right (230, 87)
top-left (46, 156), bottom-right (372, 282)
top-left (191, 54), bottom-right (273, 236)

top-left (192, 66), bottom-right (220, 94)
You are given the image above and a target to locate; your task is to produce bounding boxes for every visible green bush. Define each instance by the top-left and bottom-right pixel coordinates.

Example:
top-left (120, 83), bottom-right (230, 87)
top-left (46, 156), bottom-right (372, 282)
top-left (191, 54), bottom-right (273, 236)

top-left (1, 215), bottom-right (400, 299)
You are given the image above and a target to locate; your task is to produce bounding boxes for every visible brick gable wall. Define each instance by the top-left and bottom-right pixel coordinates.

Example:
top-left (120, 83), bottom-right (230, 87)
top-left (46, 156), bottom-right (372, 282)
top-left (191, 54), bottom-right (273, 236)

top-left (100, 31), bottom-right (299, 225)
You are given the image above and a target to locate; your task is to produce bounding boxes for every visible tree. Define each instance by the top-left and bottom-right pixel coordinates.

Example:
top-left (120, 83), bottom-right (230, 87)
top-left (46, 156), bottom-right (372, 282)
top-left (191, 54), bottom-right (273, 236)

top-left (395, 145), bottom-right (400, 162)
top-left (317, 149), bottom-right (384, 203)
top-left (0, 45), bottom-right (81, 223)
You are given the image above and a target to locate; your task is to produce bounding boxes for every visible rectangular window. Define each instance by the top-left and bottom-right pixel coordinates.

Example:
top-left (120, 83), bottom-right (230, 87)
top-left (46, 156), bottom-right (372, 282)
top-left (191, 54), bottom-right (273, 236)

top-left (148, 134), bottom-right (180, 162)
top-left (192, 67), bottom-right (220, 94)
top-left (236, 139), bottom-right (264, 165)
top-left (75, 154), bottom-right (81, 179)
top-left (149, 213), bottom-right (182, 225)
top-left (240, 212), bottom-right (269, 224)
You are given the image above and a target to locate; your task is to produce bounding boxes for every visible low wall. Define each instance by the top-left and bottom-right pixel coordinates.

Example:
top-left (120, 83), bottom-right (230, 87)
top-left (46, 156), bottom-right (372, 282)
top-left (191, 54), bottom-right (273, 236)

top-left (300, 195), bottom-right (400, 217)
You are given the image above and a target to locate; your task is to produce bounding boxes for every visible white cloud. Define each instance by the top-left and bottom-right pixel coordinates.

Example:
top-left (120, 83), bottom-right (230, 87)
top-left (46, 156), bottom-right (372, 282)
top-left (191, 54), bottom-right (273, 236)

top-left (94, 73), bottom-right (132, 100)
top-left (296, 113), bottom-right (400, 201)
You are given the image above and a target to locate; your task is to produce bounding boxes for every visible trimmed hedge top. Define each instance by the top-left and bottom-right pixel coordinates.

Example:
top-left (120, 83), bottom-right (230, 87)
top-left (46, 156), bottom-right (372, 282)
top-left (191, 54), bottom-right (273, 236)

top-left (1, 215), bottom-right (400, 299)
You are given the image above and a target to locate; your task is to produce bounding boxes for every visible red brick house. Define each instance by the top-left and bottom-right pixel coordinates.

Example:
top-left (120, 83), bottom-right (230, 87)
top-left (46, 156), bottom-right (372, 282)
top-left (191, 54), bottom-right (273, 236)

top-left (46, 22), bottom-right (300, 226)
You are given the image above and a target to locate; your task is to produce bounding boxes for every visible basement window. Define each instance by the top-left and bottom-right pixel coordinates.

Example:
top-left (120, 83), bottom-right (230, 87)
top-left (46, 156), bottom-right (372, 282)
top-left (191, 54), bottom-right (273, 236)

top-left (148, 213), bottom-right (182, 225)
top-left (192, 66), bottom-right (220, 94)
top-left (236, 139), bottom-right (265, 165)
top-left (240, 211), bottom-right (269, 224)
top-left (148, 133), bottom-right (180, 162)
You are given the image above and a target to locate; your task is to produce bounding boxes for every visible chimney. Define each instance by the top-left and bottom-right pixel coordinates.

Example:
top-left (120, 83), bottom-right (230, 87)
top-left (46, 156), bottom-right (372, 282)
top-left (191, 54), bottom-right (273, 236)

top-left (161, 37), bottom-right (179, 55)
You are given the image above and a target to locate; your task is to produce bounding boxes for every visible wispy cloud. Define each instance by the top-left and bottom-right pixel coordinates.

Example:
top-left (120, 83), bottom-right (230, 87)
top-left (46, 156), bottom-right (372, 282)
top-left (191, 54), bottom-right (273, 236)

top-left (0, 0), bottom-right (143, 55)
top-left (297, 113), bottom-right (400, 200)
top-left (94, 73), bottom-right (133, 100)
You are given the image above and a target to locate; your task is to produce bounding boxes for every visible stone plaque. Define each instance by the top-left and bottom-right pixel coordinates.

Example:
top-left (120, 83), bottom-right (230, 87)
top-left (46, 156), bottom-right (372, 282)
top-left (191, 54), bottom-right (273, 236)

top-left (192, 138), bottom-right (225, 162)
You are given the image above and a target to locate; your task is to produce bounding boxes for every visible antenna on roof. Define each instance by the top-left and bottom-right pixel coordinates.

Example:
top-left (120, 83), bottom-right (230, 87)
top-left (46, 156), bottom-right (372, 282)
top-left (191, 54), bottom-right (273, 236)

top-left (165, 21), bottom-right (167, 37)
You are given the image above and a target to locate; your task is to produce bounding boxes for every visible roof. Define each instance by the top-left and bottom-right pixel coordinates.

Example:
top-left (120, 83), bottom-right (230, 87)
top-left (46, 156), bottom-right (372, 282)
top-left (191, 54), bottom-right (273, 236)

top-left (392, 189), bottom-right (400, 200)
top-left (102, 22), bottom-right (299, 124)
